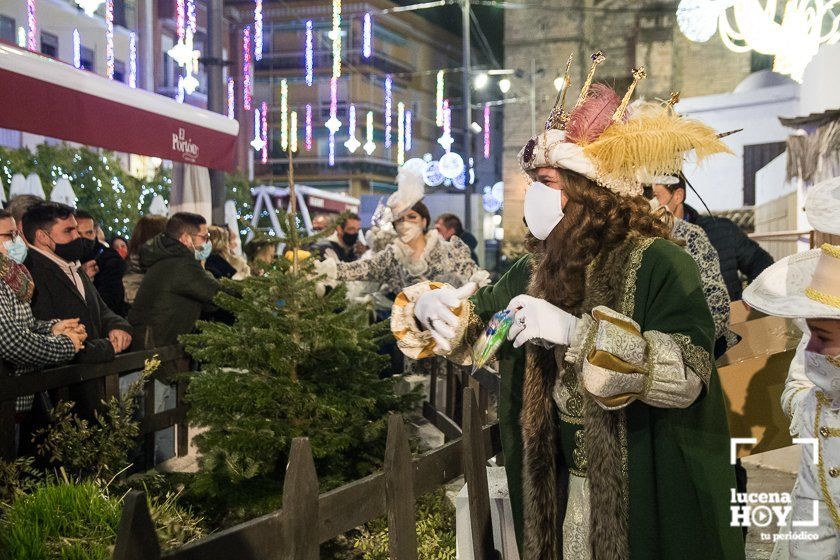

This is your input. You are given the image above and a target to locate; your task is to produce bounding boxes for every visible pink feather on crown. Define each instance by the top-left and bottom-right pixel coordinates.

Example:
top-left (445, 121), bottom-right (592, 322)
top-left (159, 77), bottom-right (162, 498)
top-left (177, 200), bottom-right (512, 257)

top-left (564, 83), bottom-right (623, 145)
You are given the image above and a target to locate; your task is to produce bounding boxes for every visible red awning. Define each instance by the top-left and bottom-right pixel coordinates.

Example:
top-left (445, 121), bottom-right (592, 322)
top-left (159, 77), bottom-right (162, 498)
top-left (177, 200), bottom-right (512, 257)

top-left (0, 42), bottom-right (239, 171)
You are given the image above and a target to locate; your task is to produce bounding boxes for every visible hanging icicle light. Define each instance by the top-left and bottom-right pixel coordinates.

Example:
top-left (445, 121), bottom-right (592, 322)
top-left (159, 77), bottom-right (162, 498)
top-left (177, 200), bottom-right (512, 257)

top-left (364, 111), bottom-right (376, 155)
top-left (251, 106), bottom-right (266, 151)
top-left (27, 0), bottom-right (36, 51)
top-left (384, 74), bottom-right (392, 148)
top-left (182, 59), bottom-right (199, 94)
top-left (405, 110), bottom-right (412, 152)
top-left (305, 20), bottom-right (314, 86)
top-left (17, 27), bottom-right (26, 48)
top-left (169, 0), bottom-right (200, 68)
top-left (73, 29), bottom-right (81, 68)
top-left (105, 0), bottom-right (114, 79)
top-left (326, 77), bottom-right (341, 134)
top-left (227, 78), bottom-right (235, 119)
top-left (363, 13), bottom-right (372, 59)
top-left (129, 32), bottom-right (137, 87)
top-left (331, 0), bottom-right (342, 78)
top-left (291, 111), bottom-right (298, 153)
top-left (397, 102), bottom-right (405, 165)
top-left (261, 101), bottom-right (268, 163)
top-left (437, 99), bottom-right (454, 152)
top-left (242, 26), bottom-right (252, 110)
top-left (435, 70), bottom-right (444, 127)
top-left (483, 102), bottom-right (490, 159)
top-left (254, 0), bottom-right (263, 61)
top-left (305, 104), bottom-right (313, 151)
top-left (75, 0), bottom-right (103, 18)
top-left (329, 135), bottom-right (336, 166)
top-left (344, 104), bottom-right (361, 153)
top-left (280, 79), bottom-right (289, 151)
top-left (176, 75), bottom-right (185, 103)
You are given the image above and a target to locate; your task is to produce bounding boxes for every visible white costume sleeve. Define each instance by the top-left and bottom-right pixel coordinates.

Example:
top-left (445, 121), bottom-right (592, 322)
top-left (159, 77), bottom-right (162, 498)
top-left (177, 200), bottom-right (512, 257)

top-left (782, 321), bottom-right (813, 437)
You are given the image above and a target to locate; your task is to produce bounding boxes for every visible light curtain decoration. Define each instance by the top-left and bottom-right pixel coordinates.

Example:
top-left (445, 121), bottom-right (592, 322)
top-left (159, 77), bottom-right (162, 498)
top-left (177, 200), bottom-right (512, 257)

top-left (677, 0), bottom-right (840, 82)
top-left (105, 0), bottom-right (114, 79)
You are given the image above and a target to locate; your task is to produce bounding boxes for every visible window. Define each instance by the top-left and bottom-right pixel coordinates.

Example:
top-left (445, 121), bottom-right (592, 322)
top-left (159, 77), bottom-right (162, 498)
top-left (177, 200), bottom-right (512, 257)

top-left (161, 34), bottom-right (177, 88)
top-left (114, 60), bottom-right (126, 82)
top-left (0, 16), bottom-right (15, 44)
top-left (41, 32), bottom-right (58, 58)
top-left (80, 46), bottom-right (95, 72)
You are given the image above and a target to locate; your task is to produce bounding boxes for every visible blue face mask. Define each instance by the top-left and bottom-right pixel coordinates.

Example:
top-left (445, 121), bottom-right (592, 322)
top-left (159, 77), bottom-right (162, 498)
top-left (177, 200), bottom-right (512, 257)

top-left (194, 240), bottom-right (212, 261)
top-left (3, 237), bottom-right (28, 265)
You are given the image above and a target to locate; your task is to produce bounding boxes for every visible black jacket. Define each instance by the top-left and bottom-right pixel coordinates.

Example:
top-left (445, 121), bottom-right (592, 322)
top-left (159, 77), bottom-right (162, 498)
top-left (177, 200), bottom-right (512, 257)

top-left (91, 244), bottom-right (128, 317)
top-left (683, 204), bottom-right (774, 301)
top-left (128, 234), bottom-right (220, 347)
top-left (205, 253), bottom-right (237, 279)
top-left (26, 248), bottom-right (133, 415)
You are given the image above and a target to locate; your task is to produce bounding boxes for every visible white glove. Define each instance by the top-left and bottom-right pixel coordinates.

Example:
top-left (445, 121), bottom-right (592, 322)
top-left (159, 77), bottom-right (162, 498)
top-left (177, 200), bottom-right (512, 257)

top-left (506, 294), bottom-right (579, 349)
top-left (414, 282), bottom-right (478, 352)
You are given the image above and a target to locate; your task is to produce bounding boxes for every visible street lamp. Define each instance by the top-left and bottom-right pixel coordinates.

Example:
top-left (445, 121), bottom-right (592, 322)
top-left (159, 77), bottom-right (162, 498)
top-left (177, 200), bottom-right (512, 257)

top-left (498, 78), bottom-right (511, 94)
top-left (474, 72), bottom-right (489, 89)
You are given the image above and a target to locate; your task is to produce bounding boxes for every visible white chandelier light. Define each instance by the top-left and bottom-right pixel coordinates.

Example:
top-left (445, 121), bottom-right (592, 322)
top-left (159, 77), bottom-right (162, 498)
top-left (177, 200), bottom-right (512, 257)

top-left (677, 0), bottom-right (840, 83)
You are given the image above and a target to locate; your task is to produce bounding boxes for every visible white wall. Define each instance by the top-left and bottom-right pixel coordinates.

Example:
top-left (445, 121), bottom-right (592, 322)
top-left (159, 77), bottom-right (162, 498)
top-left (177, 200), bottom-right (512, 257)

top-left (799, 44), bottom-right (840, 118)
top-left (677, 82), bottom-right (799, 211)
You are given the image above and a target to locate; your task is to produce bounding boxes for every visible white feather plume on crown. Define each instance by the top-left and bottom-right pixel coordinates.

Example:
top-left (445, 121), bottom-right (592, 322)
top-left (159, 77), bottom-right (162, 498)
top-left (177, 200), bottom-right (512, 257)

top-left (386, 166), bottom-right (425, 219)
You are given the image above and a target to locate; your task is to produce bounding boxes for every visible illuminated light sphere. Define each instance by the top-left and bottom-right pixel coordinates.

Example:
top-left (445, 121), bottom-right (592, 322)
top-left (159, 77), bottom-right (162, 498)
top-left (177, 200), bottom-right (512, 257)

top-left (423, 161), bottom-right (445, 187)
top-left (498, 78), bottom-right (511, 94)
top-left (491, 181), bottom-right (504, 201)
top-left (439, 152), bottom-right (464, 179)
top-left (482, 185), bottom-right (502, 213)
top-left (363, 110), bottom-right (376, 155)
top-left (73, 29), bottom-right (81, 68)
top-left (453, 170), bottom-right (467, 191)
top-left (75, 0), bottom-right (104, 17)
top-left (363, 13), bottom-right (372, 58)
top-left (474, 72), bottom-right (488, 89)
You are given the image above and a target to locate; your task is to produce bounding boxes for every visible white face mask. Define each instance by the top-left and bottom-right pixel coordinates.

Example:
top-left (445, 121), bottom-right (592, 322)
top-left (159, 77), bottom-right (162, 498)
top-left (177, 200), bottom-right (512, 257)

top-left (805, 350), bottom-right (840, 401)
top-left (524, 181), bottom-right (564, 240)
top-left (395, 221), bottom-right (423, 244)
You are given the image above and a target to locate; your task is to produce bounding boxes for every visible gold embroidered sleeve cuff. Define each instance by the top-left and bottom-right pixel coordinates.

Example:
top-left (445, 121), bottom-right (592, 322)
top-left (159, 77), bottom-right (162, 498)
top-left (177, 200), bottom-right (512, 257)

top-left (641, 331), bottom-right (703, 409)
top-left (390, 281), bottom-right (475, 362)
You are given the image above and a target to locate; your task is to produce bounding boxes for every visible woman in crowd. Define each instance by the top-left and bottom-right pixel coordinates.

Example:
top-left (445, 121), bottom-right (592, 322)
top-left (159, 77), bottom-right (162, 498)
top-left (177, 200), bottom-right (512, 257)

top-left (111, 235), bottom-right (129, 260)
top-left (205, 225), bottom-right (250, 280)
top-left (123, 215), bottom-right (167, 306)
top-left (0, 209), bottom-right (86, 451)
top-left (244, 235), bottom-right (279, 274)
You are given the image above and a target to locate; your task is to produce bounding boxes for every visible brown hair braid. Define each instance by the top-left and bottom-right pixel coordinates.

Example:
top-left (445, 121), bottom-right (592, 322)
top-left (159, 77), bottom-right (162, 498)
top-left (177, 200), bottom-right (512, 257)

top-left (527, 170), bottom-right (671, 313)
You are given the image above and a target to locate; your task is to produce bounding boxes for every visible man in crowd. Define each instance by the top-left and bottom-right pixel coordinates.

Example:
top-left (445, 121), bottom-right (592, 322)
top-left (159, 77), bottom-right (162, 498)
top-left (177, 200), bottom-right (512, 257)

top-left (652, 176), bottom-right (773, 300)
top-left (128, 212), bottom-right (220, 347)
top-left (313, 213), bottom-right (367, 263)
top-left (7, 194), bottom-right (43, 235)
top-left (76, 210), bottom-right (128, 316)
top-left (311, 213), bottom-right (330, 232)
top-left (434, 213), bottom-right (479, 264)
top-left (22, 202), bottom-right (132, 411)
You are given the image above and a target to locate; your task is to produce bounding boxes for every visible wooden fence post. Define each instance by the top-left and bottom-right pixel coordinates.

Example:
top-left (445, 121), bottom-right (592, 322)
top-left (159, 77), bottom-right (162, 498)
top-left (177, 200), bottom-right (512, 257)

top-left (279, 437), bottom-right (319, 560)
top-left (112, 491), bottom-right (161, 560)
top-left (462, 387), bottom-right (497, 560)
top-left (384, 414), bottom-right (417, 560)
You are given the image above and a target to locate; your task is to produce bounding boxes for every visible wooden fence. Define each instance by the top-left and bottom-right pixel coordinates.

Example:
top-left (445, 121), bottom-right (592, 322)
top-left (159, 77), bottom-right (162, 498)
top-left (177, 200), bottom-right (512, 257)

top-left (113, 386), bottom-right (503, 560)
top-left (0, 345), bottom-right (192, 468)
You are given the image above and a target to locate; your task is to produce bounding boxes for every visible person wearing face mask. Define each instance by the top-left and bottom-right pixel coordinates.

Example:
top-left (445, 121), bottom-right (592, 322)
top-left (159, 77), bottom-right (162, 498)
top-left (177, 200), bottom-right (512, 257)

top-left (313, 212), bottom-right (368, 263)
top-left (127, 212), bottom-right (221, 348)
top-left (0, 209), bottom-right (86, 424)
top-left (315, 166), bottom-right (489, 295)
top-left (389, 62), bottom-right (744, 559)
top-left (21, 202), bottom-right (132, 416)
top-left (743, 202), bottom-right (840, 558)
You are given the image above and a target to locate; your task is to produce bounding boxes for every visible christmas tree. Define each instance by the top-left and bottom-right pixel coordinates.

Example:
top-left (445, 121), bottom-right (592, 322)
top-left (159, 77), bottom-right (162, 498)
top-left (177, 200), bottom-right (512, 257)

top-left (181, 158), bottom-right (417, 501)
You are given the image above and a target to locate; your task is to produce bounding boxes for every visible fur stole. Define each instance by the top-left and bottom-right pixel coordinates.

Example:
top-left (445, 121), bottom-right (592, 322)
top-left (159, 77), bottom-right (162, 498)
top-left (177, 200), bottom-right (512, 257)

top-left (521, 236), bottom-right (646, 559)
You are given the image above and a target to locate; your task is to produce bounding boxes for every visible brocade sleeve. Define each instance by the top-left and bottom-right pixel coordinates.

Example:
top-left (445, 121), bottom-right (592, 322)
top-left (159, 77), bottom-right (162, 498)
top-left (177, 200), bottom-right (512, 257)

top-left (782, 325), bottom-right (812, 437)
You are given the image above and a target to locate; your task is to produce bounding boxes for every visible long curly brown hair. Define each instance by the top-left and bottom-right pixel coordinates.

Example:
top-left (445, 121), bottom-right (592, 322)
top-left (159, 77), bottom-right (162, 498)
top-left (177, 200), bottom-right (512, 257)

top-left (527, 170), bottom-right (671, 313)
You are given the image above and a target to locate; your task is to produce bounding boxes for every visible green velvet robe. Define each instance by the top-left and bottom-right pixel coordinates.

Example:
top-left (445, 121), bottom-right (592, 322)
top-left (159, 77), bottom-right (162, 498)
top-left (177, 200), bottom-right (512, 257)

top-left (469, 237), bottom-right (745, 559)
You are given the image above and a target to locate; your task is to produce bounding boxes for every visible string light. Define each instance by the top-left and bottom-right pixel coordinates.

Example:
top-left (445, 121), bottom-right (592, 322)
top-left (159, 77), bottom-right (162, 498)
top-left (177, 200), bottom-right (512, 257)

top-left (242, 26), bottom-right (252, 110)
top-left (326, 76), bottom-right (341, 133)
top-left (27, 0), bottom-right (36, 51)
top-left (176, 0), bottom-right (185, 41)
top-left (331, 0), bottom-right (341, 78)
top-left (129, 32), bottom-right (137, 87)
top-left (483, 102), bottom-right (490, 159)
top-left (364, 111), bottom-right (375, 155)
top-left (73, 29), bottom-right (81, 69)
top-left (305, 104), bottom-right (313, 151)
top-left (363, 13), bottom-right (372, 58)
top-left (329, 134), bottom-right (335, 166)
top-left (187, 0), bottom-right (196, 37)
top-left (405, 110), bottom-right (412, 152)
top-left (261, 101), bottom-right (268, 163)
top-left (384, 74), bottom-right (392, 149)
top-left (435, 70), bottom-right (444, 127)
top-left (254, 0), bottom-right (263, 61)
top-left (105, 0), bottom-right (114, 78)
top-left (227, 77), bottom-right (235, 119)
top-left (397, 102), bottom-right (405, 165)
top-left (280, 79), bottom-right (289, 151)
top-left (17, 27), bottom-right (26, 48)
top-left (290, 111), bottom-right (298, 153)
top-left (438, 98), bottom-right (453, 152)
top-left (305, 20), bottom-right (313, 86)
top-left (251, 107), bottom-right (266, 151)
top-left (344, 104), bottom-right (360, 153)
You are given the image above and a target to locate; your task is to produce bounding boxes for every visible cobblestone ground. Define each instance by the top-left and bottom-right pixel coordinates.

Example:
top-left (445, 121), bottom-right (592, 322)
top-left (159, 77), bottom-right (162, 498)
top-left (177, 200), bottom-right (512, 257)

top-left (744, 464), bottom-right (797, 560)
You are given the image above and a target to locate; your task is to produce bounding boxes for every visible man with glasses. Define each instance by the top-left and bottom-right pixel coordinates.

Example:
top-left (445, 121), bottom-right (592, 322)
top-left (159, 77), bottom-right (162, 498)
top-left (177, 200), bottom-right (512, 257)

top-left (128, 212), bottom-right (220, 348)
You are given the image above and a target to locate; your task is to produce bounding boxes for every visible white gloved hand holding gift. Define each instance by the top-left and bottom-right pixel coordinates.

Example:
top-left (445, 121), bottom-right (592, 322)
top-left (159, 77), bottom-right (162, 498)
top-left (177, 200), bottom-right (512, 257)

top-left (414, 282), bottom-right (478, 352)
top-left (506, 294), bottom-right (579, 349)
